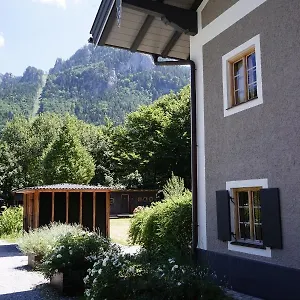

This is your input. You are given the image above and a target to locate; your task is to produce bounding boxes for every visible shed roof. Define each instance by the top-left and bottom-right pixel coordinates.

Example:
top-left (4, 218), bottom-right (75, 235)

top-left (15, 183), bottom-right (114, 193)
top-left (89, 0), bottom-right (202, 60)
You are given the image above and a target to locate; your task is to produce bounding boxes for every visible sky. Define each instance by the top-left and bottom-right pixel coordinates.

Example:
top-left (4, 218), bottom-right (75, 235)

top-left (0, 0), bottom-right (101, 75)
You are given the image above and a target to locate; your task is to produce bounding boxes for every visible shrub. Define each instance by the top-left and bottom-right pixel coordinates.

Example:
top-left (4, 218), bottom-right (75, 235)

top-left (18, 223), bottom-right (84, 258)
top-left (84, 251), bottom-right (227, 300)
top-left (39, 231), bottom-right (114, 279)
top-left (129, 192), bottom-right (192, 258)
top-left (163, 173), bottom-right (187, 199)
top-left (0, 206), bottom-right (23, 237)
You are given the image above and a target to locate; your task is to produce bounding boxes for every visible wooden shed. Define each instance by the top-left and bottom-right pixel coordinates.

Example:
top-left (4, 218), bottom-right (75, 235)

top-left (110, 190), bottom-right (158, 215)
top-left (15, 184), bottom-right (111, 237)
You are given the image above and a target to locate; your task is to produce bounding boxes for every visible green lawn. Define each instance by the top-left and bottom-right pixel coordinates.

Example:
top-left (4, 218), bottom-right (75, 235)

top-left (110, 218), bottom-right (131, 246)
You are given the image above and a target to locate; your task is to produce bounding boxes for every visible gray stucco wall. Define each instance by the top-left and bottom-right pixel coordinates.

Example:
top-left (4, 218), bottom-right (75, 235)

top-left (201, 0), bottom-right (238, 28)
top-left (203, 0), bottom-right (300, 269)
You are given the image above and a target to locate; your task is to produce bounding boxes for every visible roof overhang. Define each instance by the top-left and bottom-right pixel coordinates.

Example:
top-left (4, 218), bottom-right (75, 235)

top-left (90, 0), bottom-right (203, 60)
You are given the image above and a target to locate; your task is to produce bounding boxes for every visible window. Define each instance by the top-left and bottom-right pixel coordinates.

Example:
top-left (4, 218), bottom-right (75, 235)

top-left (233, 187), bottom-right (262, 243)
top-left (231, 51), bottom-right (257, 106)
top-left (222, 35), bottom-right (263, 117)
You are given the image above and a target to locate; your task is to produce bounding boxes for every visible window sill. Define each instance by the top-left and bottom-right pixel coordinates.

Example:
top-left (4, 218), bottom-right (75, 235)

top-left (224, 95), bottom-right (263, 117)
top-left (228, 241), bottom-right (271, 257)
top-left (230, 241), bottom-right (266, 250)
top-left (226, 97), bottom-right (258, 110)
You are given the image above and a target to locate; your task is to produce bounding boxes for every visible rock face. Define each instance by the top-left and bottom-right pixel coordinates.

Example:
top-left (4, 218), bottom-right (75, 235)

top-left (0, 44), bottom-right (190, 129)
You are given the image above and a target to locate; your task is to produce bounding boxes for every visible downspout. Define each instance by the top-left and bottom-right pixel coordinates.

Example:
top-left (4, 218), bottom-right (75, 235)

top-left (153, 56), bottom-right (198, 260)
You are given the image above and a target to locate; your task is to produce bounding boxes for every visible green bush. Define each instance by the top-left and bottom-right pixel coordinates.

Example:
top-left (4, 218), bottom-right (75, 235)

top-left (84, 251), bottom-right (227, 300)
top-left (129, 192), bottom-right (192, 258)
top-left (0, 206), bottom-right (23, 237)
top-left (39, 231), bottom-right (114, 279)
top-left (18, 222), bottom-right (84, 258)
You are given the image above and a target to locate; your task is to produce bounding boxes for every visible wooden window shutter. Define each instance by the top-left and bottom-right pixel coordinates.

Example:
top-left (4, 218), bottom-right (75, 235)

top-left (216, 190), bottom-right (231, 241)
top-left (260, 188), bottom-right (283, 249)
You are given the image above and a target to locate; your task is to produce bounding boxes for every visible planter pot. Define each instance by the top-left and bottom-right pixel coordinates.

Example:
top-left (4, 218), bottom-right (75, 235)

top-left (50, 270), bottom-right (85, 296)
top-left (28, 254), bottom-right (42, 268)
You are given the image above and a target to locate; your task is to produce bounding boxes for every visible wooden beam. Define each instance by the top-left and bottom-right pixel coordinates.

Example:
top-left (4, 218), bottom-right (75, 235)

top-left (122, 0), bottom-right (198, 35)
top-left (106, 192), bottom-right (110, 238)
top-left (23, 193), bottom-right (27, 231)
top-left (51, 192), bottom-right (55, 222)
top-left (79, 192), bottom-right (83, 225)
top-left (93, 192), bottom-right (96, 231)
top-left (130, 15), bottom-right (154, 52)
top-left (34, 191), bottom-right (39, 228)
top-left (161, 31), bottom-right (182, 57)
top-left (66, 192), bottom-right (69, 224)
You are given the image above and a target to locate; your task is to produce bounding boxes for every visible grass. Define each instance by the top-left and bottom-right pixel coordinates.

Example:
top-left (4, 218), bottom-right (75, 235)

top-left (0, 233), bottom-right (22, 243)
top-left (110, 218), bottom-right (131, 246)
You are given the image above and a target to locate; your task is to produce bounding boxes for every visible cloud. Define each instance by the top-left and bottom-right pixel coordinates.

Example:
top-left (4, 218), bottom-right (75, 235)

top-left (0, 34), bottom-right (4, 48)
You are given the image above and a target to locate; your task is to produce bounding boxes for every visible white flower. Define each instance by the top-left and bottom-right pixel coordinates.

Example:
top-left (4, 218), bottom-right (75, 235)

top-left (102, 257), bottom-right (109, 267)
top-left (93, 278), bottom-right (97, 284)
top-left (128, 266), bottom-right (135, 273)
top-left (56, 254), bottom-right (62, 259)
top-left (157, 267), bottom-right (163, 272)
top-left (177, 282), bottom-right (182, 286)
top-left (171, 265), bottom-right (179, 272)
top-left (55, 269), bottom-right (58, 273)
top-left (69, 250), bottom-right (73, 255)
top-left (168, 258), bottom-right (175, 264)
top-left (85, 289), bottom-right (90, 297)
top-left (98, 268), bottom-right (102, 275)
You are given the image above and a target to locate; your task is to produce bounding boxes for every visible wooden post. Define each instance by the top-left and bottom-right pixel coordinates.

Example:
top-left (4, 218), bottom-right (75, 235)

top-left (106, 192), bottom-right (110, 237)
top-left (51, 192), bottom-right (55, 222)
top-left (79, 192), bottom-right (82, 225)
top-left (66, 192), bottom-right (69, 224)
top-left (93, 192), bottom-right (96, 231)
top-left (22, 193), bottom-right (27, 231)
top-left (34, 191), bottom-right (39, 228)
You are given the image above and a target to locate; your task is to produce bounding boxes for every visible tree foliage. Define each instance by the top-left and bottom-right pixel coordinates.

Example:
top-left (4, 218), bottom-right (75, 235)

top-left (43, 118), bottom-right (95, 184)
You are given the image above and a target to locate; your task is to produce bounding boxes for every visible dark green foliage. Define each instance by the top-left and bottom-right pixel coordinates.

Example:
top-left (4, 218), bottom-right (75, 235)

top-left (129, 192), bottom-right (192, 258)
top-left (43, 117), bottom-right (95, 184)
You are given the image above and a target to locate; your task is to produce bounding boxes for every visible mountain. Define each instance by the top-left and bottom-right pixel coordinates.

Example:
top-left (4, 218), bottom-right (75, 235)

top-left (0, 45), bottom-right (190, 129)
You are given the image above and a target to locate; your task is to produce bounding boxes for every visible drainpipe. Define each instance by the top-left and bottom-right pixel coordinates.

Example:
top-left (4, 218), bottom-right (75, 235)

top-left (153, 56), bottom-right (198, 260)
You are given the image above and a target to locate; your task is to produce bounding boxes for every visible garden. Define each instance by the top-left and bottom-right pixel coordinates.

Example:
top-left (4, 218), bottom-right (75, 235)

top-left (0, 175), bottom-right (230, 299)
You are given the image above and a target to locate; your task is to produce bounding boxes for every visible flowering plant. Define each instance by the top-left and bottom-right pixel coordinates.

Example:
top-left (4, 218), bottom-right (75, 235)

top-left (84, 250), bottom-right (227, 300)
top-left (39, 231), bottom-right (111, 279)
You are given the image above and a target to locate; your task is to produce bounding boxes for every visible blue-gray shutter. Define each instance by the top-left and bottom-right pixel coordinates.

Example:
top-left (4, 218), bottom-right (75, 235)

top-left (260, 188), bottom-right (282, 249)
top-left (216, 190), bottom-right (231, 241)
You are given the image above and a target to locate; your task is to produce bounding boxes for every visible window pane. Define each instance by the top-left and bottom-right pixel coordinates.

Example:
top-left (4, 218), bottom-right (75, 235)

top-left (240, 223), bottom-right (251, 239)
top-left (247, 68), bottom-right (257, 85)
top-left (254, 208), bottom-right (261, 223)
top-left (234, 60), bottom-right (244, 76)
top-left (253, 191), bottom-right (260, 207)
top-left (238, 192), bottom-right (249, 206)
top-left (235, 90), bottom-right (245, 104)
top-left (247, 53), bottom-right (256, 69)
top-left (255, 224), bottom-right (263, 241)
top-left (239, 207), bottom-right (250, 222)
top-left (248, 84), bottom-right (258, 100)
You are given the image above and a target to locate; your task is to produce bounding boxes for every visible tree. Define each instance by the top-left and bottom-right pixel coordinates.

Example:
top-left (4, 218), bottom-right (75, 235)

top-left (43, 118), bottom-right (95, 184)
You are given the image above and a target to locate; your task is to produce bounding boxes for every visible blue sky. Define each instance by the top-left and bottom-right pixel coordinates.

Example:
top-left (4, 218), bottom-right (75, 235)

top-left (0, 0), bottom-right (100, 75)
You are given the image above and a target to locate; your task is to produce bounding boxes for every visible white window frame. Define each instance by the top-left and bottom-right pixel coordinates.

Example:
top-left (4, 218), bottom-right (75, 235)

top-left (226, 179), bottom-right (271, 258)
top-left (222, 35), bottom-right (263, 117)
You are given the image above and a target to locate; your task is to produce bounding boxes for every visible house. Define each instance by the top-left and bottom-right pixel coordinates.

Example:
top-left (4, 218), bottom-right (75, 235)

top-left (88, 1), bottom-right (300, 299)
top-left (110, 190), bottom-right (158, 215)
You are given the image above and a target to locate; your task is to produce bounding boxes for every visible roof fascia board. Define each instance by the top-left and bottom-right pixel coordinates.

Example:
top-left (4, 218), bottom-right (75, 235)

top-left (122, 0), bottom-right (198, 35)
